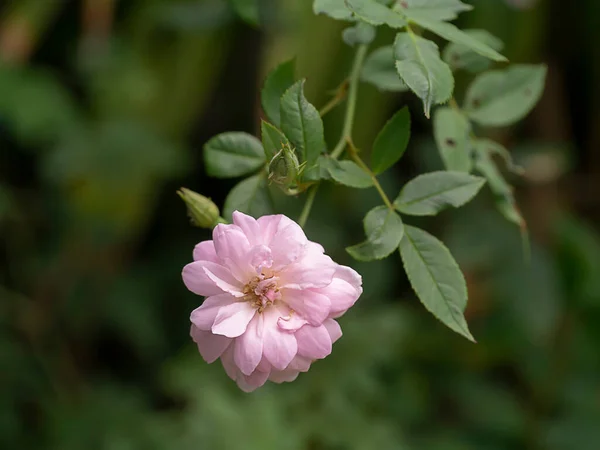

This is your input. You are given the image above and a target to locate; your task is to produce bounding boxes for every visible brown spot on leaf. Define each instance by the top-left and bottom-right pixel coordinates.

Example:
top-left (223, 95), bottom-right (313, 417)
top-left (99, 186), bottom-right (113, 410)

top-left (524, 88), bottom-right (532, 96)
top-left (400, 1), bottom-right (409, 8)
top-left (445, 138), bottom-right (456, 147)
top-left (472, 98), bottom-right (481, 108)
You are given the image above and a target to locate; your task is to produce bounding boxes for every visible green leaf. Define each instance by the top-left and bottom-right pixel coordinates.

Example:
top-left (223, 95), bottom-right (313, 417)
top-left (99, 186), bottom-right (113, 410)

top-left (464, 64), bottom-right (547, 127)
top-left (261, 59), bottom-right (296, 127)
top-left (223, 173), bottom-right (274, 219)
top-left (443, 29), bottom-right (504, 73)
top-left (347, 206), bottom-right (404, 261)
top-left (394, 33), bottom-right (454, 118)
top-left (313, 0), bottom-right (354, 20)
top-left (405, 13), bottom-right (507, 62)
top-left (280, 80), bottom-right (326, 171)
top-left (343, 21), bottom-right (376, 46)
top-left (325, 159), bottom-right (374, 188)
top-left (433, 107), bottom-right (472, 172)
top-left (261, 120), bottom-right (290, 162)
top-left (230, 0), bottom-right (259, 26)
top-left (394, 171), bottom-right (485, 216)
top-left (399, 225), bottom-right (474, 341)
top-left (371, 107), bottom-right (411, 174)
top-left (398, 0), bottom-right (472, 21)
top-left (361, 46), bottom-right (409, 92)
top-left (204, 132), bottom-right (265, 178)
top-left (345, 0), bottom-right (407, 28)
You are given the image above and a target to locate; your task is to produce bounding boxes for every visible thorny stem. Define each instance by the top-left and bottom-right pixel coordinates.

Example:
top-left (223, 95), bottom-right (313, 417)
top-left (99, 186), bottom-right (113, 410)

top-left (347, 140), bottom-right (395, 210)
top-left (298, 184), bottom-right (319, 228)
top-left (298, 44), bottom-right (369, 227)
top-left (330, 44), bottom-right (369, 160)
top-left (319, 80), bottom-right (349, 117)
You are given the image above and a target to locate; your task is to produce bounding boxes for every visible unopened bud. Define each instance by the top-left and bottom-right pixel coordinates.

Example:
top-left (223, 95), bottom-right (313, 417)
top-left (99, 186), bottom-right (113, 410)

top-left (177, 188), bottom-right (221, 228)
top-left (268, 143), bottom-right (301, 190)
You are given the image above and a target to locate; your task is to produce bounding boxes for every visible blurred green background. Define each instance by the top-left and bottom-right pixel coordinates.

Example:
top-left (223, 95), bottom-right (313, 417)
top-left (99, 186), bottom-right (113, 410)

top-left (2, 0), bottom-right (600, 449)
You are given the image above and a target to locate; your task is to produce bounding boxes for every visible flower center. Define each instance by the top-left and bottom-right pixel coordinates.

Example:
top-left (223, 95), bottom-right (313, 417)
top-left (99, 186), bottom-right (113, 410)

top-left (243, 275), bottom-right (281, 313)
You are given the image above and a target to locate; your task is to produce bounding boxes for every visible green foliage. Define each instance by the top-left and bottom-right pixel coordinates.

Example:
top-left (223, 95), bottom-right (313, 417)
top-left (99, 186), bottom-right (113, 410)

top-left (261, 120), bottom-right (290, 162)
top-left (433, 107), bottom-right (472, 172)
top-left (394, 33), bottom-right (454, 117)
top-left (360, 46), bottom-right (409, 92)
top-left (261, 59), bottom-right (296, 127)
top-left (394, 171), bottom-right (485, 216)
top-left (399, 225), bottom-right (474, 341)
top-left (343, 21), bottom-right (377, 46)
top-left (313, 0), bottom-right (355, 20)
top-left (371, 107), bottom-right (411, 174)
top-left (223, 173), bottom-right (274, 219)
top-left (345, 0), bottom-right (407, 28)
top-left (230, 0), bottom-right (260, 26)
top-left (204, 132), bottom-right (266, 178)
top-left (280, 80), bottom-right (326, 175)
top-left (443, 29), bottom-right (504, 73)
top-left (464, 64), bottom-right (548, 127)
top-left (398, 0), bottom-right (472, 21)
top-left (347, 206), bottom-right (404, 261)
top-left (324, 159), bottom-right (374, 188)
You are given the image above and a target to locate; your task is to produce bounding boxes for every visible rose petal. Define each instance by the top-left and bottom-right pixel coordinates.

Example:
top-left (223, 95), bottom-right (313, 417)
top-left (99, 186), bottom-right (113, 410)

top-left (183, 261), bottom-right (241, 297)
top-left (262, 308), bottom-right (298, 370)
top-left (295, 324), bottom-right (332, 360)
top-left (323, 318), bottom-right (343, 344)
top-left (269, 369), bottom-right (300, 383)
top-left (190, 325), bottom-right (232, 363)
top-left (277, 313), bottom-right (308, 332)
top-left (232, 211), bottom-right (262, 246)
top-left (202, 266), bottom-right (245, 297)
top-left (212, 224), bottom-right (254, 282)
top-left (257, 215), bottom-right (284, 245)
top-left (190, 293), bottom-right (237, 330)
top-left (269, 217), bottom-right (308, 270)
top-left (212, 302), bottom-right (256, 338)
top-left (237, 370), bottom-right (270, 393)
top-left (288, 355), bottom-right (312, 372)
top-left (280, 289), bottom-right (331, 326)
top-left (278, 243), bottom-right (336, 290)
top-left (193, 241), bottom-right (220, 263)
top-left (234, 314), bottom-right (264, 375)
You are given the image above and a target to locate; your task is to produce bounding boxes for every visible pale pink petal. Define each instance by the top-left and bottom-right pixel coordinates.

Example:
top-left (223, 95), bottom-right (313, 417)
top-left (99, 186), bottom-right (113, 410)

top-left (313, 267), bottom-right (362, 318)
top-left (280, 289), bottom-right (331, 325)
top-left (232, 211), bottom-right (262, 246)
top-left (193, 241), bottom-right (219, 263)
top-left (262, 308), bottom-right (298, 370)
top-left (190, 294), bottom-right (237, 330)
top-left (278, 243), bottom-right (336, 289)
top-left (269, 369), bottom-right (300, 383)
top-left (202, 266), bottom-right (245, 297)
top-left (237, 370), bottom-right (270, 393)
top-left (277, 313), bottom-right (308, 331)
top-left (288, 355), bottom-right (312, 372)
top-left (295, 324), bottom-right (332, 360)
top-left (256, 215), bottom-right (283, 244)
top-left (212, 302), bottom-right (256, 338)
top-left (269, 217), bottom-right (308, 270)
top-left (323, 318), bottom-right (343, 344)
top-left (234, 314), bottom-right (264, 375)
top-left (183, 261), bottom-right (240, 297)
top-left (248, 244), bottom-right (273, 273)
top-left (256, 356), bottom-right (272, 372)
top-left (212, 224), bottom-right (254, 282)
top-left (220, 346), bottom-right (238, 380)
top-left (190, 326), bottom-right (232, 363)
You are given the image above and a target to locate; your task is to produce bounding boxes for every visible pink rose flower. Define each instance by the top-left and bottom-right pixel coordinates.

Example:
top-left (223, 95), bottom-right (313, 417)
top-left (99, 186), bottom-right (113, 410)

top-left (182, 211), bottom-right (362, 392)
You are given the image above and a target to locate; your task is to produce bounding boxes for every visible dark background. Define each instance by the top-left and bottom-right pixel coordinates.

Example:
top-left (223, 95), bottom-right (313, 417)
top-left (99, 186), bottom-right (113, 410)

top-left (2, 0), bottom-right (600, 449)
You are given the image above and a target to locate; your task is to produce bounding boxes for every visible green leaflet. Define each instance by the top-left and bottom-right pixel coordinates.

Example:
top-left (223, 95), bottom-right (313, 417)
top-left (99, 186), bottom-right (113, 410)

top-left (395, 171), bottom-right (485, 216)
top-left (433, 107), bottom-right (472, 172)
top-left (204, 132), bottom-right (265, 178)
top-left (361, 46), bottom-right (409, 92)
top-left (223, 173), bottom-right (274, 219)
top-left (371, 107), bottom-right (411, 174)
top-left (464, 64), bottom-right (547, 127)
top-left (325, 159), bottom-right (374, 188)
top-left (280, 80), bottom-right (326, 174)
top-left (405, 12), bottom-right (507, 62)
top-left (345, 0), bottom-right (407, 28)
top-left (343, 21), bottom-right (377, 46)
top-left (230, 0), bottom-right (260, 26)
top-left (398, 0), bottom-right (472, 21)
top-left (399, 225), bottom-right (475, 341)
top-left (347, 206), bottom-right (404, 261)
top-left (443, 29), bottom-right (504, 73)
top-left (394, 32), bottom-right (454, 118)
top-left (313, 0), bottom-right (354, 20)
top-left (261, 59), bottom-right (296, 128)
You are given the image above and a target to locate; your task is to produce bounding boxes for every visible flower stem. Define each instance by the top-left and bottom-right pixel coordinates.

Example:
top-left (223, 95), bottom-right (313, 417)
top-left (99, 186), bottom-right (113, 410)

top-left (331, 44), bottom-right (369, 160)
top-left (347, 141), bottom-right (395, 210)
top-left (298, 184), bottom-right (319, 228)
top-left (319, 80), bottom-right (349, 117)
